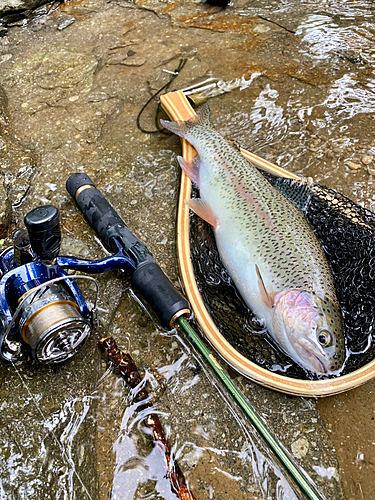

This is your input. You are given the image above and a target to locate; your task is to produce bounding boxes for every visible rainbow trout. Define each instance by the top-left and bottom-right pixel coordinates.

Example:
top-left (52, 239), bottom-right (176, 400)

top-left (161, 105), bottom-right (345, 375)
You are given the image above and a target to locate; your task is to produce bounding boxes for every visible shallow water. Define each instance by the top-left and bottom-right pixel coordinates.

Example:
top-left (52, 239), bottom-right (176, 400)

top-left (0, 0), bottom-right (374, 498)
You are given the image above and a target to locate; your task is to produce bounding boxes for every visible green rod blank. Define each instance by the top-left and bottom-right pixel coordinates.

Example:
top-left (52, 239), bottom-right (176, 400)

top-left (177, 316), bottom-right (324, 500)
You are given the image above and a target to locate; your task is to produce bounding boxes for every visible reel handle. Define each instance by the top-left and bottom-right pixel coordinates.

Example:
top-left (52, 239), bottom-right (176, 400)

top-left (66, 173), bottom-right (190, 327)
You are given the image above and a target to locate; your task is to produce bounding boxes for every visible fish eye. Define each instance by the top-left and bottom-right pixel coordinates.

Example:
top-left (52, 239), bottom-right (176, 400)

top-left (317, 329), bottom-right (332, 346)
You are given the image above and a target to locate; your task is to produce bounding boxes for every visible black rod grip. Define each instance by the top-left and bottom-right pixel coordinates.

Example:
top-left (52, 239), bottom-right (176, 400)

top-left (132, 263), bottom-right (190, 327)
top-left (66, 173), bottom-right (190, 327)
top-left (66, 173), bottom-right (139, 255)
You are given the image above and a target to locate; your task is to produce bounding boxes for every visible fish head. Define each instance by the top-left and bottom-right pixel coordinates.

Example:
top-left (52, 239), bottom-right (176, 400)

top-left (272, 290), bottom-right (345, 375)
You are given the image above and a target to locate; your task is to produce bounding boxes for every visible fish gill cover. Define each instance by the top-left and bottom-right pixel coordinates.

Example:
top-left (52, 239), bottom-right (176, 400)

top-left (190, 173), bottom-right (375, 380)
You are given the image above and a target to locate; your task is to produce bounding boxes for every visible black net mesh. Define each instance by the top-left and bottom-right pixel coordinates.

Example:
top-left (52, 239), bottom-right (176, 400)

top-left (189, 174), bottom-right (375, 379)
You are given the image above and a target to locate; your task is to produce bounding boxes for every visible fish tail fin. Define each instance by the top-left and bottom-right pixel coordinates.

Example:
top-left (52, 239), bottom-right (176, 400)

top-left (160, 104), bottom-right (211, 138)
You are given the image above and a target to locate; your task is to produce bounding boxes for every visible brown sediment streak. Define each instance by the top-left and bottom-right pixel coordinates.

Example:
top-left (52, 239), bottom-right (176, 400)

top-left (100, 337), bottom-right (196, 500)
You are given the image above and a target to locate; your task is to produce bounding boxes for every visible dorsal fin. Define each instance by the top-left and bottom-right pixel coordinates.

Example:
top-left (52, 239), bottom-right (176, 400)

top-left (195, 103), bottom-right (211, 126)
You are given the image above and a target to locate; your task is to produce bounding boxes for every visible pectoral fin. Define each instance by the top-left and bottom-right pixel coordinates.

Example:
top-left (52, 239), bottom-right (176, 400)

top-left (255, 264), bottom-right (274, 309)
top-left (177, 155), bottom-right (201, 187)
top-left (185, 199), bottom-right (218, 228)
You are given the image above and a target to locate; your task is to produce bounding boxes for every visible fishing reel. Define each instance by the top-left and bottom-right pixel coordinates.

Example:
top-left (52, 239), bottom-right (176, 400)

top-left (0, 204), bottom-right (135, 365)
top-left (0, 205), bottom-right (97, 365)
top-left (0, 175), bottom-right (190, 365)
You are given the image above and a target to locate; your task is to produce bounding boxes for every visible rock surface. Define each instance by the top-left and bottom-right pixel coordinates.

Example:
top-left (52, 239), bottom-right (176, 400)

top-left (0, 0), bottom-right (47, 14)
top-left (0, 0), bottom-right (374, 499)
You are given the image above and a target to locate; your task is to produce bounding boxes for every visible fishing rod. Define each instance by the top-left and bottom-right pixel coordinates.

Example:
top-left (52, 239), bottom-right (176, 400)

top-left (66, 173), bottom-right (325, 500)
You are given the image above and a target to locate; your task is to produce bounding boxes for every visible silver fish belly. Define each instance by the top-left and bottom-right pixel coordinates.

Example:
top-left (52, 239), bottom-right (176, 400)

top-left (161, 105), bottom-right (345, 375)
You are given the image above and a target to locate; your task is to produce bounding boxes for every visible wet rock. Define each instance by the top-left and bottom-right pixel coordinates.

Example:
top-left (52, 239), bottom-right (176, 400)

top-left (0, 178), bottom-right (10, 235)
top-left (0, 84), bottom-right (8, 129)
top-left (235, 378), bottom-right (346, 499)
top-left (0, 0), bottom-right (373, 498)
top-left (0, 0), bottom-right (59, 28)
top-left (57, 14), bottom-right (75, 30)
top-left (0, 85), bottom-right (36, 232)
top-left (0, 338), bottom-right (101, 499)
top-left (361, 155), bottom-right (374, 165)
top-left (0, 88), bottom-right (11, 233)
top-left (0, 0), bottom-right (51, 15)
top-left (291, 437), bottom-right (309, 459)
top-left (346, 160), bottom-right (361, 171)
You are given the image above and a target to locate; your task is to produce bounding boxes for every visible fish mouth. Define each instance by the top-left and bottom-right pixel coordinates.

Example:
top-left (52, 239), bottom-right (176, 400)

top-left (308, 351), bottom-right (328, 375)
top-left (299, 337), bottom-right (329, 375)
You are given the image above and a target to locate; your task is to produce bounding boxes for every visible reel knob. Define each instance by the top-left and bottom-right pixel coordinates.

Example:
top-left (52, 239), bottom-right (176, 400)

top-left (24, 205), bottom-right (61, 263)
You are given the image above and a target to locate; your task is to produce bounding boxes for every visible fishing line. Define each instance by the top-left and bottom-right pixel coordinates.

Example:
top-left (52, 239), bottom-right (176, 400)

top-left (136, 58), bottom-right (187, 134)
top-left (95, 366), bottom-right (114, 388)
top-left (10, 362), bottom-right (94, 500)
